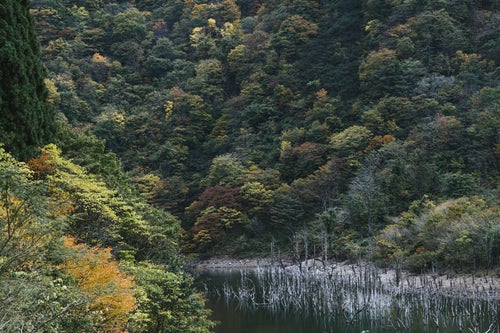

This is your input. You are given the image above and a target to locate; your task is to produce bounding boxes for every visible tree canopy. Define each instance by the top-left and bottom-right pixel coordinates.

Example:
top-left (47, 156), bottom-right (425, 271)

top-left (0, 0), bottom-right (56, 160)
top-left (27, 0), bottom-right (498, 268)
top-left (0, 3), bottom-right (498, 330)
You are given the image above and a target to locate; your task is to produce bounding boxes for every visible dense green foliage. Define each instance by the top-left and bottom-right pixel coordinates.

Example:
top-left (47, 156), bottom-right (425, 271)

top-left (0, 3), bottom-right (214, 331)
top-left (0, 0), bottom-right (498, 329)
top-left (0, 0), bottom-right (56, 160)
top-left (0, 142), bottom-right (215, 332)
top-left (28, 0), bottom-right (499, 273)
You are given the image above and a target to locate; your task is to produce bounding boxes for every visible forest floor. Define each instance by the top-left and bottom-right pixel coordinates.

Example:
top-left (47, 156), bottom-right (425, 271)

top-left (191, 257), bottom-right (500, 300)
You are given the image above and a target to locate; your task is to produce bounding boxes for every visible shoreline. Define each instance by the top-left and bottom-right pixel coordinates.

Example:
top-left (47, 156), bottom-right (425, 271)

top-left (190, 257), bottom-right (500, 300)
top-left (190, 256), bottom-right (279, 270)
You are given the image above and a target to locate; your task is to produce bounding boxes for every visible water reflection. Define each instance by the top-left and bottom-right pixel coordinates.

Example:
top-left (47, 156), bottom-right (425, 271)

top-left (196, 267), bottom-right (499, 333)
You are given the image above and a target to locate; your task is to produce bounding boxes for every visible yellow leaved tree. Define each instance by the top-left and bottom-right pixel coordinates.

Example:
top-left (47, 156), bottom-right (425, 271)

top-left (60, 236), bottom-right (136, 332)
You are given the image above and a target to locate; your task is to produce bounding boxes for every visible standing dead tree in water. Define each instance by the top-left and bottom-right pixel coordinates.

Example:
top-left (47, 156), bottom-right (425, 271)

top-left (207, 259), bottom-right (499, 332)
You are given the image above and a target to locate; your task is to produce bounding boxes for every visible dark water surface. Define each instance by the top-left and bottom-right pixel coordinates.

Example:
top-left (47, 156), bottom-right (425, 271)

top-left (196, 269), bottom-right (499, 333)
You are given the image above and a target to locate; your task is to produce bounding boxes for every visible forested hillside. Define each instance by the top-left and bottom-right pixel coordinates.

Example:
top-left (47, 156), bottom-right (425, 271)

top-left (1, 1), bottom-right (213, 332)
top-left (0, 0), bottom-right (498, 330)
top-left (29, 0), bottom-right (499, 271)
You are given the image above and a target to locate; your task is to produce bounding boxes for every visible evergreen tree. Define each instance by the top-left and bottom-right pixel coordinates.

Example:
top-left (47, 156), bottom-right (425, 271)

top-left (0, 0), bottom-right (56, 160)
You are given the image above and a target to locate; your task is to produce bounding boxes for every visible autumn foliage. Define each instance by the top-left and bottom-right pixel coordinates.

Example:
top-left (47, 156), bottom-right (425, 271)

top-left (27, 150), bottom-right (56, 179)
top-left (60, 236), bottom-right (136, 333)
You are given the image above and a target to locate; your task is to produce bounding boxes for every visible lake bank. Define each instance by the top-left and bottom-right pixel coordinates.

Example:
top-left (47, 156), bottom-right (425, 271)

top-left (190, 257), bottom-right (500, 300)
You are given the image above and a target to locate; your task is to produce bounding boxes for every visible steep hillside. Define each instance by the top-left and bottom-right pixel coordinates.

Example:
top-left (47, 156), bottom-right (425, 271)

top-left (0, 2), bottom-right (214, 332)
top-left (31, 0), bottom-right (499, 271)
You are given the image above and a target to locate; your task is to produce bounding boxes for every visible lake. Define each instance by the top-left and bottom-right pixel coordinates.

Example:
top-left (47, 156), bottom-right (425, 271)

top-left (195, 266), bottom-right (499, 333)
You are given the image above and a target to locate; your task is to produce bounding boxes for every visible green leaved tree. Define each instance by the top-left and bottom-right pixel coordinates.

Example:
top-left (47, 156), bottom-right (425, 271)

top-left (0, 0), bottom-right (56, 160)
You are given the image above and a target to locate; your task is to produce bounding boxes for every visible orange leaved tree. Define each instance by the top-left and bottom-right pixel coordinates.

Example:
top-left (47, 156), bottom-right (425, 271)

top-left (60, 236), bottom-right (136, 332)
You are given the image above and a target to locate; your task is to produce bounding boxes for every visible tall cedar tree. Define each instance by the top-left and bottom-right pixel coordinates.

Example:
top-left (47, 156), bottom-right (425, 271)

top-left (0, 0), bottom-right (55, 160)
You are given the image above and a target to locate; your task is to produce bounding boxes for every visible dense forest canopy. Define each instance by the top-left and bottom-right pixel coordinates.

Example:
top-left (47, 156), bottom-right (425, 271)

top-left (29, 0), bottom-right (499, 265)
top-left (0, 1), bottom-right (214, 332)
top-left (0, 0), bottom-right (498, 330)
